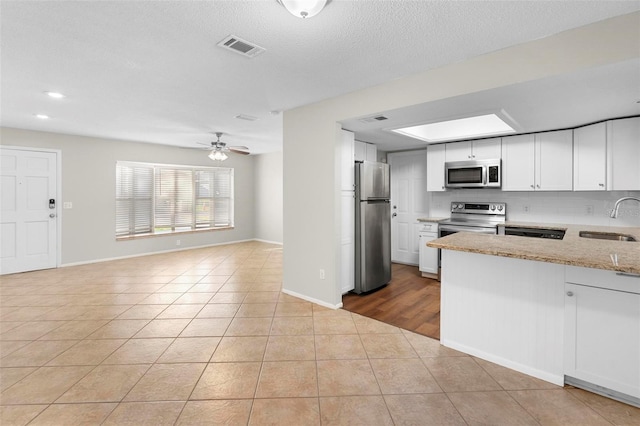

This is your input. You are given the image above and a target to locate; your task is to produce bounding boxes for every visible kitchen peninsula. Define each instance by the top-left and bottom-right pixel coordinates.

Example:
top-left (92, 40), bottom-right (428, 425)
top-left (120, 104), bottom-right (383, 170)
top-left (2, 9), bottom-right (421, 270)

top-left (429, 224), bottom-right (640, 407)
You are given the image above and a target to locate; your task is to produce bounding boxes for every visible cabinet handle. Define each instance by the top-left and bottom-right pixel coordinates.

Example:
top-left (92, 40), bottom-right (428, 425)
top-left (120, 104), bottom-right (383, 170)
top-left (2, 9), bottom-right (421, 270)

top-left (598, 183), bottom-right (604, 187)
top-left (536, 184), bottom-right (540, 189)
top-left (616, 272), bottom-right (640, 279)
top-left (566, 291), bottom-right (574, 297)
top-left (530, 184), bottom-right (534, 189)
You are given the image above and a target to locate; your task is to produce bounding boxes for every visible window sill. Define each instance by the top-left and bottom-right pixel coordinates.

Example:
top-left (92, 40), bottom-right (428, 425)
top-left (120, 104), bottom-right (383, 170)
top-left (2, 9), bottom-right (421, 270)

top-left (116, 226), bottom-right (234, 241)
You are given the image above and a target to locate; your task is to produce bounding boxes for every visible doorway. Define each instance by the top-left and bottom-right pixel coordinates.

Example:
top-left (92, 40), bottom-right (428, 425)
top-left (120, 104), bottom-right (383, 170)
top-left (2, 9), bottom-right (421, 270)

top-left (1, 147), bottom-right (60, 274)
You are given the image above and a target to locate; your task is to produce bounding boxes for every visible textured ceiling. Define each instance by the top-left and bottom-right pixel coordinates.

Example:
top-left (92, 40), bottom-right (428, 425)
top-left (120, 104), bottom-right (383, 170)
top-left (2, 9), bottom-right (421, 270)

top-left (1, 1), bottom-right (639, 153)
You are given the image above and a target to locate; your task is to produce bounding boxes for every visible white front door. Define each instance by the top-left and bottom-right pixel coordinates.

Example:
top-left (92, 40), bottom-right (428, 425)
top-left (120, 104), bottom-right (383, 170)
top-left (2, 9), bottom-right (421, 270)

top-left (388, 151), bottom-right (427, 265)
top-left (1, 148), bottom-right (58, 274)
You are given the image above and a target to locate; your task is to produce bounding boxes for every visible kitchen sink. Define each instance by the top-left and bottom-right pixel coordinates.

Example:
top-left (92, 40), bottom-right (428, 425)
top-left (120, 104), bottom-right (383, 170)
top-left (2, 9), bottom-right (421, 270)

top-left (579, 231), bottom-right (637, 242)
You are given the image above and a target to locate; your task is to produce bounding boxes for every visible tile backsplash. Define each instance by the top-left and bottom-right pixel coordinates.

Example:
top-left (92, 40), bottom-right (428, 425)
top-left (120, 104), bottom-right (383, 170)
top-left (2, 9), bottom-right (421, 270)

top-left (428, 190), bottom-right (640, 228)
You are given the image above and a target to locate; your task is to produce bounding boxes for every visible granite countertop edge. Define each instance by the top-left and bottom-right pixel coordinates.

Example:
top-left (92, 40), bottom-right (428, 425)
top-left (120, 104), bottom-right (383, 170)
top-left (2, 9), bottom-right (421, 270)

top-left (428, 222), bottom-right (640, 275)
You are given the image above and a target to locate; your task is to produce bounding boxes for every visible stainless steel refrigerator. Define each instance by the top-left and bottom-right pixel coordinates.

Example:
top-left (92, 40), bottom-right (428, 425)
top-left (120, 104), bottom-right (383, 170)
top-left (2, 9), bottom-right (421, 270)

top-left (354, 161), bottom-right (391, 294)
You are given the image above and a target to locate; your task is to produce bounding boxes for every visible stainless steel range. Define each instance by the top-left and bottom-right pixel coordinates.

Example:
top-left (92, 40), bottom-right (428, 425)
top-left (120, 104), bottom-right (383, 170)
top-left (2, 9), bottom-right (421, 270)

top-left (439, 202), bottom-right (506, 237)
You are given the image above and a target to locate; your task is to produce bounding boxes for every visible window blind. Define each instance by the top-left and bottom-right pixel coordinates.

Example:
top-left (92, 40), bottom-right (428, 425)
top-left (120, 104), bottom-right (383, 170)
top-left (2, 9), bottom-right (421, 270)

top-left (116, 161), bottom-right (233, 237)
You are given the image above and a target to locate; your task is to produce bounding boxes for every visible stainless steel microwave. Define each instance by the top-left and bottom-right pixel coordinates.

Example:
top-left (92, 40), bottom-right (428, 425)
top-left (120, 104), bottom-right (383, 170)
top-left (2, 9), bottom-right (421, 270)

top-left (445, 159), bottom-right (501, 188)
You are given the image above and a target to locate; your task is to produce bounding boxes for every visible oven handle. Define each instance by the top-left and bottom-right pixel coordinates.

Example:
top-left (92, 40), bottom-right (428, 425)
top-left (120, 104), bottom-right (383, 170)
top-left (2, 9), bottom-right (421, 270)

top-left (439, 224), bottom-right (497, 235)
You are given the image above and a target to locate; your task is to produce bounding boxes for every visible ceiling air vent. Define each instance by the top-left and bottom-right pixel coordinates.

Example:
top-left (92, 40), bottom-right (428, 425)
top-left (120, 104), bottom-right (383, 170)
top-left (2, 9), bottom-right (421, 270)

top-left (217, 35), bottom-right (266, 58)
top-left (359, 115), bottom-right (389, 124)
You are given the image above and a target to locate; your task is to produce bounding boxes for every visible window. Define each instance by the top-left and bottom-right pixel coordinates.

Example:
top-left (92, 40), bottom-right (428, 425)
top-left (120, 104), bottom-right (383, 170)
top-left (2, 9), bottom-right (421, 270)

top-left (116, 161), bottom-right (233, 238)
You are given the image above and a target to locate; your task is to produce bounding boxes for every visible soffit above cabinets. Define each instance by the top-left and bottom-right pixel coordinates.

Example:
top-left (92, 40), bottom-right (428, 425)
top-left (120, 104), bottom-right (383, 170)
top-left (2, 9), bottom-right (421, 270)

top-left (343, 58), bottom-right (640, 152)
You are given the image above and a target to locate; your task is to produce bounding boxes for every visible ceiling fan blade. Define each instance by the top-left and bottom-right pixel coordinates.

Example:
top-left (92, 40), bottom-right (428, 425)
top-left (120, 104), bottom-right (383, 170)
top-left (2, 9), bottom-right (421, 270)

top-left (229, 145), bottom-right (249, 150)
top-left (229, 148), bottom-right (250, 155)
top-left (197, 142), bottom-right (213, 147)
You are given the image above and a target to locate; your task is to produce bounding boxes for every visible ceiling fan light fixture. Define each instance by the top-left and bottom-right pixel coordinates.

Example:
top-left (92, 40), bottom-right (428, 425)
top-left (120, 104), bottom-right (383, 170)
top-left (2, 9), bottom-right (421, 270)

top-left (208, 150), bottom-right (228, 161)
top-left (277, 0), bottom-right (327, 19)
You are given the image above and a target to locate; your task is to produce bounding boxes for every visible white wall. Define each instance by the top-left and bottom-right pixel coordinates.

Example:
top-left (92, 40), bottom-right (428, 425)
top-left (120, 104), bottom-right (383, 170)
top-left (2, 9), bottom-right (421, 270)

top-left (0, 127), bottom-right (256, 265)
top-left (429, 190), bottom-right (640, 228)
top-left (283, 13), bottom-right (640, 307)
top-left (254, 151), bottom-right (283, 244)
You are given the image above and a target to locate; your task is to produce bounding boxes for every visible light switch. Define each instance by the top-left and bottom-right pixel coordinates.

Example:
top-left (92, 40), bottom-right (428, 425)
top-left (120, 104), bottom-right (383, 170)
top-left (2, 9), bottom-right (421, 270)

top-left (63, 202), bottom-right (73, 209)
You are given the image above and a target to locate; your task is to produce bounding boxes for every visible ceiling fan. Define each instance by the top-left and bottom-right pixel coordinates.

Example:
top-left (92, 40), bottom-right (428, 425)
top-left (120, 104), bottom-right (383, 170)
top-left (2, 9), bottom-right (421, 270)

top-left (200, 132), bottom-right (250, 161)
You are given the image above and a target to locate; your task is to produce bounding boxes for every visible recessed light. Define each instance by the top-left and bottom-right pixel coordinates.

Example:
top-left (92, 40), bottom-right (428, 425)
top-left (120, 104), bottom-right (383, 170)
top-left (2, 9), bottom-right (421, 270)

top-left (35, 114), bottom-right (50, 119)
top-left (392, 113), bottom-right (516, 143)
top-left (45, 91), bottom-right (65, 99)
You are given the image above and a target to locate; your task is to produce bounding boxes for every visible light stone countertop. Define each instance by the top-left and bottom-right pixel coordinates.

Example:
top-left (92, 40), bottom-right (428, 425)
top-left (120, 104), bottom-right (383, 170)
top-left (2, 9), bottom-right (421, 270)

top-left (417, 217), bottom-right (447, 223)
top-left (428, 222), bottom-right (640, 275)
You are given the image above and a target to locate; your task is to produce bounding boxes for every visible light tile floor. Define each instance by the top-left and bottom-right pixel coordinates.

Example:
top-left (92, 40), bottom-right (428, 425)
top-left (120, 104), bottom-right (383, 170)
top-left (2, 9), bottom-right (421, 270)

top-left (1, 241), bottom-right (639, 425)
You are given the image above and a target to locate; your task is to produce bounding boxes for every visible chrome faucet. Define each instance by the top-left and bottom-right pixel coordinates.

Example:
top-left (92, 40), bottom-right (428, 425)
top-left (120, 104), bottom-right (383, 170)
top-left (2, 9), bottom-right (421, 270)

top-left (610, 197), bottom-right (640, 218)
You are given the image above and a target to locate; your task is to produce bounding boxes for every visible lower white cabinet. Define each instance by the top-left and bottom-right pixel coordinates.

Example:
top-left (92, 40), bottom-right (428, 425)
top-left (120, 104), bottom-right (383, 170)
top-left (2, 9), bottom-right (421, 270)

top-left (418, 222), bottom-right (438, 278)
top-left (564, 269), bottom-right (640, 404)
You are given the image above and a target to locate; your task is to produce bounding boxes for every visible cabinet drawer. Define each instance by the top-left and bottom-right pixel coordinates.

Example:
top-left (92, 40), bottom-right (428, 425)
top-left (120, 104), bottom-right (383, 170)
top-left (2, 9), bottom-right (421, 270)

top-left (419, 222), bottom-right (438, 233)
top-left (566, 266), bottom-right (640, 294)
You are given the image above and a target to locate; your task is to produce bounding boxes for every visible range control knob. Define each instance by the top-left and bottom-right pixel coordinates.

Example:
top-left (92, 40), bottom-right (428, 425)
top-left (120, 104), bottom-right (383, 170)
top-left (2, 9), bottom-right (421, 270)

top-left (498, 205), bottom-right (504, 211)
top-left (490, 205), bottom-right (496, 211)
top-left (457, 204), bottom-right (464, 209)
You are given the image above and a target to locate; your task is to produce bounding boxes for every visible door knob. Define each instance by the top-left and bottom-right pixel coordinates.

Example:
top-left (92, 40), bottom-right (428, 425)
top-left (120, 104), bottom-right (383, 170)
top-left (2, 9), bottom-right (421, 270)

top-left (392, 213), bottom-right (397, 217)
top-left (49, 213), bottom-right (56, 218)
top-left (566, 291), bottom-right (574, 297)
top-left (393, 205), bottom-right (397, 209)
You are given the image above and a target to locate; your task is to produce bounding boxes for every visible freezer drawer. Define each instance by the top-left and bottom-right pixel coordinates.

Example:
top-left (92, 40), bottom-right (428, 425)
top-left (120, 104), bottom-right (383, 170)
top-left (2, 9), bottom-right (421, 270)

top-left (355, 200), bottom-right (391, 293)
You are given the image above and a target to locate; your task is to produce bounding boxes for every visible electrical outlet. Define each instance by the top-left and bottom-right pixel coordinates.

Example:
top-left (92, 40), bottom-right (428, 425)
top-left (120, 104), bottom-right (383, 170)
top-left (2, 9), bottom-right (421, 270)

top-left (523, 205), bottom-right (530, 213)
top-left (319, 269), bottom-right (325, 280)
top-left (585, 205), bottom-right (593, 216)
top-left (176, 240), bottom-right (181, 246)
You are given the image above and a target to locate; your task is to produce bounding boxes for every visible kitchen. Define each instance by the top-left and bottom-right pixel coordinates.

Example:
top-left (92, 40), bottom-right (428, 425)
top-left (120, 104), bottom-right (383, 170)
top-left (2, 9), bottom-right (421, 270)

top-left (337, 82), bottom-right (640, 409)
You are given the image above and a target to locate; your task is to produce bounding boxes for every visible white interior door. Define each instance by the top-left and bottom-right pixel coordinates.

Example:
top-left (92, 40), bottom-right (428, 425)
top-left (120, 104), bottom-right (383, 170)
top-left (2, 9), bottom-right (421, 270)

top-left (1, 148), bottom-right (58, 274)
top-left (388, 151), bottom-right (427, 265)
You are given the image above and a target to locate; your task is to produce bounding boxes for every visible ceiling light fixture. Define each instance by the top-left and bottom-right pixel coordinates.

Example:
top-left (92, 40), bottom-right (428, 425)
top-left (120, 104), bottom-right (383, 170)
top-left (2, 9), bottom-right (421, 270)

top-left (45, 91), bottom-right (65, 99)
top-left (35, 114), bottom-right (50, 119)
top-left (392, 113), bottom-right (516, 143)
top-left (277, 0), bottom-right (327, 19)
top-left (208, 150), bottom-right (228, 161)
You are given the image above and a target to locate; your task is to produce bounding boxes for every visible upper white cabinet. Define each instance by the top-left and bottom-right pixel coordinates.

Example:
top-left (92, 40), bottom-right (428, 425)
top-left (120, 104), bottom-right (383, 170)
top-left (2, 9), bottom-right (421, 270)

top-left (502, 130), bottom-right (573, 191)
top-left (445, 138), bottom-right (501, 162)
top-left (340, 129), bottom-right (355, 191)
top-left (574, 122), bottom-right (607, 191)
top-left (354, 140), bottom-right (377, 162)
top-left (607, 116), bottom-right (640, 190)
top-left (426, 144), bottom-right (446, 192)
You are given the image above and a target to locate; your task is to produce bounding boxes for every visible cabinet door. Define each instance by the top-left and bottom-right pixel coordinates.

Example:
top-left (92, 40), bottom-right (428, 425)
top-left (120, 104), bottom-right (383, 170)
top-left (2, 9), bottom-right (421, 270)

top-left (564, 283), bottom-right (640, 399)
top-left (445, 141), bottom-right (472, 162)
top-left (419, 232), bottom-right (439, 275)
top-left (354, 141), bottom-right (366, 162)
top-left (501, 134), bottom-right (535, 191)
top-left (340, 191), bottom-right (355, 294)
top-left (365, 143), bottom-right (377, 162)
top-left (426, 144), bottom-right (446, 192)
top-left (574, 123), bottom-right (606, 191)
top-left (472, 138), bottom-right (502, 160)
top-left (535, 130), bottom-right (573, 191)
top-left (608, 117), bottom-right (640, 190)
top-left (340, 130), bottom-right (355, 191)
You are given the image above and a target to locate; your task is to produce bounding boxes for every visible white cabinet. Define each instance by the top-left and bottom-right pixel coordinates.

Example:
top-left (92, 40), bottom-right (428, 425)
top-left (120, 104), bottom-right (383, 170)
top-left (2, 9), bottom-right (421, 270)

top-left (502, 130), bottom-right (573, 191)
top-left (340, 129), bottom-right (355, 293)
top-left (564, 267), bottom-right (640, 403)
top-left (445, 138), bottom-right (501, 162)
top-left (340, 190), bottom-right (355, 293)
top-left (607, 116), bottom-right (640, 190)
top-left (573, 122), bottom-right (607, 191)
top-left (426, 144), bottom-right (446, 192)
top-left (418, 222), bottom-right (438, 279)
top-left (354, 141), bottom-right (377, 162)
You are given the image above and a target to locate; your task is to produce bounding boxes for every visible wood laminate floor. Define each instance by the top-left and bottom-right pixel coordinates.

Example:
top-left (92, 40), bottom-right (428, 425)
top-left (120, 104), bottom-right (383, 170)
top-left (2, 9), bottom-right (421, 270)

top-left (342, 263), bottom-right (441, 340)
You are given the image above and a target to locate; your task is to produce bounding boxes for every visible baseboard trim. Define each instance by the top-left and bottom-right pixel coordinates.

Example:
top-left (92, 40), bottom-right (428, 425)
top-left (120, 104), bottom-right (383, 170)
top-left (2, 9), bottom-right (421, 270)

top-left (282, 288), bottom-right (343, 310)
top-left (60, 238), bottom-right (274, 268)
